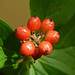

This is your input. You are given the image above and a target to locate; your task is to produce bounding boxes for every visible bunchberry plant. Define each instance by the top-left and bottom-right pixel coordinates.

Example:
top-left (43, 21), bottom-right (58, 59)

top-left (0, 0), bottom-right (74, 74)
top-left (15, 16), bottom-right (60, 60)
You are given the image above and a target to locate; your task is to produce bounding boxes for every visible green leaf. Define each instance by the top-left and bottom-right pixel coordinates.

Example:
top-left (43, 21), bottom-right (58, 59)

top-left (30, 65), bottom-right (36, 75)
top-left (0, 19), bottom-right (21, 69)
top-left (0, 37), bottom-right (3, 46)
top-left (32, 60), bottom-right (48, 75)
top-left (39, 47), bottom-right (75, 75)
top-left (0, 47), bottom-right (7, 68)
top-left (0, 19), bottom-right (13, 40)
top-left (1, 62), bottom-right (29, 75)
top-left (30, 0), bottom-right (75, 75)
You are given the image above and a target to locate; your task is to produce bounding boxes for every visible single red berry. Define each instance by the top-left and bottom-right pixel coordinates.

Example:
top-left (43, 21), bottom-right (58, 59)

top-left (38, 41), bottom-right (53, 55)
top-left (41, 19), bottom-right (55, 33)
top-left (27, 15), bottom-right (41, 31)
top-left (20, 41), bottom-right (35, 56)
top-left (32, 46), bottom-right (42, 60)
top-left (45, 30), bottom-right (60, 44)
top-left (15, 27), bottom-right (31, 41)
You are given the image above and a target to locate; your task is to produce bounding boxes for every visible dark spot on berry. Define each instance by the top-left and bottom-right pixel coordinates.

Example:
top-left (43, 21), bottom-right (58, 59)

top-left (42, 32), bottom-right (44, 35)
top-left (32, 31), bottom-right (35, 34)
top-left (34, 15), bottom-right (37, 18)
top-left (15, 28), bottom-right (17, 31)
top-left (45, 50), bottom-right (49, 53)
top-left (36, 46), bottom-right (38, 48)
top-left (49, 19), bottom-right (52, 22)
top-left (37, 33), bottom-right (40, 36)
top-left (27, 38), bottom-right (30, 41)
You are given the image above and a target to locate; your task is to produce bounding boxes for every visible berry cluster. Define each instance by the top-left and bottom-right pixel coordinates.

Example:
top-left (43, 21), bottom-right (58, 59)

top-left (15, 15), bottom-right (60, 60)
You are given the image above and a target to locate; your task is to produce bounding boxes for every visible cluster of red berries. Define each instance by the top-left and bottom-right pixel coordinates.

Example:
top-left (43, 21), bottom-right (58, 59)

top-left (15, 15), bottom-right (60, 60)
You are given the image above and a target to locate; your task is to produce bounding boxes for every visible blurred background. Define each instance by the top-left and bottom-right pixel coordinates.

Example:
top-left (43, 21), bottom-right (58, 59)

top-left (0, 0), bottom-right (30, 29)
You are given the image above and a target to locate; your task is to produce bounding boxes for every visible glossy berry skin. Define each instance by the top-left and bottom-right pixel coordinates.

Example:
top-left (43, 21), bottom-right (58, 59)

top-left (32, 47), bottom-right (42, 60)
top-left (27, 16), bottom-right (41, 31)
top-left (39, 41), bottom-right (53, 55)
top-left (20, 41), bottom-right (35, 56)
top-left (41, 19), bottom-right (55, 33)
top-left (15, 27), bottom-right (31, 41)
top-left (45, 30), bottom-right (60, 44)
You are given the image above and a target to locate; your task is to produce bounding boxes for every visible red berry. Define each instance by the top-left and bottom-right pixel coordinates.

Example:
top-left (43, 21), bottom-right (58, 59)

top-left (45, 30), bottom-right (60, 44)
top-left (20, 41), bottom-right (35, 56)
top-left (15, 27), bottom-right (31, 41)
top-left (27, 15), bottom-right (41, 31)
top-left (39, 41), bottom-right (53, 55)
top-left (41, 19), bottom-right (55, 33)
top-left (32, 47), bottom-right (42, 60)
